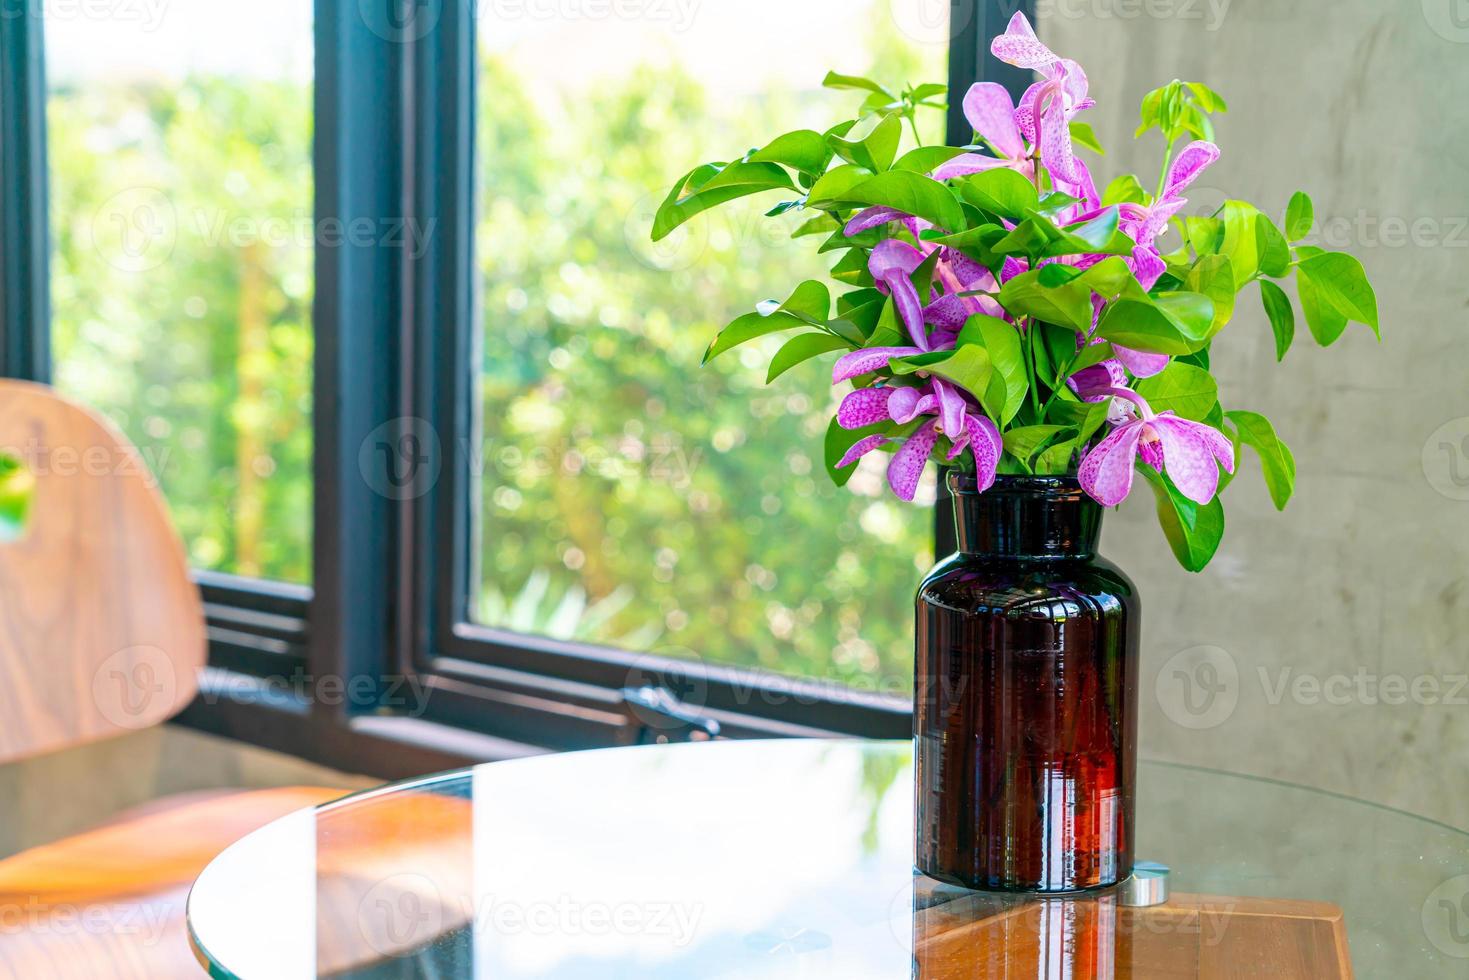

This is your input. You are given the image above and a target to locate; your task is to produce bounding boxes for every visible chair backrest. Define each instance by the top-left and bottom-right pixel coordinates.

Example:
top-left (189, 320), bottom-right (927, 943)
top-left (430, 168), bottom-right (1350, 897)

top-left (0, 380), bottom-right (204, 764)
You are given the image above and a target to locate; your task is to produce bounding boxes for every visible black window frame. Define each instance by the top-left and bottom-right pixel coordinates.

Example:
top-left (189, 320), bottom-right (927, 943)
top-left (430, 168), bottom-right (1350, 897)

top-left (0, 0), bottom-right (1033, 778)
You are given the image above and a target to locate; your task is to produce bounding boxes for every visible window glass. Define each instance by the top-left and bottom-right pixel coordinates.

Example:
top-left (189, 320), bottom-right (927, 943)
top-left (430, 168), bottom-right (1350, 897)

top-left (47, 0), bottom-right (314, 581)
top-left (474, 1), bottom-right (948, 694)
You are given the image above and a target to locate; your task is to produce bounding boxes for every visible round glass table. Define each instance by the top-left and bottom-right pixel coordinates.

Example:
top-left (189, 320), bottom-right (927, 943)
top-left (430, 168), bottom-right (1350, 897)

top-left (188, 740), bottom-right (1469, 978)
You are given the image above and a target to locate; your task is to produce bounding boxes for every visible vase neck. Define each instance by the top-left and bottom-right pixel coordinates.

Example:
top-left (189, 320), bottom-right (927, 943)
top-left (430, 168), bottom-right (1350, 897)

top-left (949, 475), bottom-right (1102, 561)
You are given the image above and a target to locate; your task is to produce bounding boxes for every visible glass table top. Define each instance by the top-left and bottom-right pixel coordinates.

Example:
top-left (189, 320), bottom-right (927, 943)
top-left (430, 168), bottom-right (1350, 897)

top-left (188, 740), bottom-right (1469, 978)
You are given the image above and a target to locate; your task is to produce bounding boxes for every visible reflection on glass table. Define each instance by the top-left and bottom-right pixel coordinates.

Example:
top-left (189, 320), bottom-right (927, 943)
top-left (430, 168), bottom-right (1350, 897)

top-left (188, 740), bottom-right (1469, 978)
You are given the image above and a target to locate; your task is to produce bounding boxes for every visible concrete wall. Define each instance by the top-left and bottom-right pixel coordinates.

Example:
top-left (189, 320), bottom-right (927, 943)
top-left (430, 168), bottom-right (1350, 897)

top-left (1033, 0), bottom-right (1469, 828)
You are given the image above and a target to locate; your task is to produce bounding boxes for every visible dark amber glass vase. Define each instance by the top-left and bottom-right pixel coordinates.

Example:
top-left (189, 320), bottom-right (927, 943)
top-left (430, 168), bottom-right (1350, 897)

top-left (914, 473), bottom-right (1140, 892)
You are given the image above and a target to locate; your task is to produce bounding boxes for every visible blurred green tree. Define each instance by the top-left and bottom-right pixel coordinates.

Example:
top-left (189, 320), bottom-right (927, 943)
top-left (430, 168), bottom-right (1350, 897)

top-left (48, 17), bottom-right (944, 689)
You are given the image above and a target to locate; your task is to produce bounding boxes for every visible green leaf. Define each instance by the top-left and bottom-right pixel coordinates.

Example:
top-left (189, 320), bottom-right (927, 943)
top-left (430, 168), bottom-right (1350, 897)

top-left (1139, 465), bottom-right (1226, 572)
top-left (1296, 251), bottom-right (1379, 337)
top-left (1252, 214), bottom-right (1290, 279)
top-left (792, 213), bottom-right (839, 239)
top-left (1217, 200), bottom-right (1261, 288)
top-left (774, 280), bottom-right (831, 321)
top-left (1102, 174), bottom-right (1148, 206)
top-left (1004, 425), bottom-right (1070, 466)
top-left (806, 164), bottom-right (872, 206)
top-left (822, 72), bottom-right (894, 97)
top-left (0, 454), bottom-right (33, 543)
top-left (1184, 217), bottom-right (1224, 257)
top-left (1047, 399), bottom-right (1110, 445)
top-left (652, 162), bottom-right (797, 241)
top-left (766, 333), bottom-right (848, 383)
top-left (825, 417), bottom-right (884, 488)
top-left (1034, 441), bottom-right (1079, 475)
top-left (1136, 88), bottom-right (1163, 138)
top-left (955, 168), bottom-right (1040, 218)
top-left (1285, 191), bottom-right (1314, 241)
top-left (1070, 121), bottom-right (1105, 154)
top-left (958, 314), bottom-right (1027, 424)
top-left (994, 208), bottom-right (1136, 260)
top-left (909, 82), bottom-right (948, 102)
top-left (811, 170), bottom-right (967, 234)
top-left (704, 310), bottom-right (803, 363)
top-left (1258, 279), bottom-right (1295, 361)
top-left (830, 112), bottom-right (902, 173)
top-left (864, 296), bottom-right (905, 348)
top-left (1296, 263), bottom-right (1348, 346)
top-left (748, 130), bottom-right (830, 176)
top-left (997, 269), bottom-right (1095, 333)
top-left (1183, 254), bottom-right (1236, 336)
top-left (831, 249), bottom-right (874, 287)
top-left (1135, 362), bottom-right (1218, 421)
top-left (1185, 81), bottom-right (1229, 113)
top-left (1095, 292), bottom-right (1214, 354)
top-left (890, 344), bottom-right (995, 399)
top-left (1226, 410), bottom-right (1296, 510)
top-left (1066, 340), bottom-right (1116, 379)
top-left (891, 145), bottom-right (968, 174)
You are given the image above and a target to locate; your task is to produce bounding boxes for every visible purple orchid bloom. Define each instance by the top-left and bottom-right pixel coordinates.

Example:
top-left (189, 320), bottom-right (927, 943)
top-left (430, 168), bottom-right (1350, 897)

top-left (833, 380), bottom-right (1002, 501)
top-left (870, 240), bottom-right (934, 351)
top-left (831, 235), bottom-right (1001, 371)
top-left (1078, 387), bottom-right (1235, 506)
top-left (933, 83), bottom-right (1036, 182)
top-left (990, 13), bottom-right (1094, 183)
top-left (1116, 139), bottom-right (1221, 286)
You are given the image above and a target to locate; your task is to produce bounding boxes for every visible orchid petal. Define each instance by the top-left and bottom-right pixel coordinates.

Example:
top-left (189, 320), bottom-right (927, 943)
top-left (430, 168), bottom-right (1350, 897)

top-left (844, 206), bottom-right (909, 237)
top-left (1069, 358), bottom-right (1127, 398)
top-left (832, 347), bottom-right (921, 384)
top-left (991, 12), bottom-right (1057, 69)
top-left (1129, 246), bottom-right (1167, 291)
top-left (1038, 84), bottom-right (1080, 182)
top-left (933, 379), bottom-right (968, 439)
top-left (869, 239), bottom-right (926, 279)
top-left (1112, 344), bottom-right (1170, 379)
top-left (1079, 419), bottom-right (1146, 506)
top-left (1057, 159), bottom-right (1100, 217)
top-left (1190, 417), bottom-right (1236, 473)
top-left (885, 273), bottom-right (930, 351)
top-left (837, 434), bottom-right (887, 470)
top-left (932, 323), bottom-right (967, 351)
top-left (1149, 414), bottom-right (1220, 504)
top-left (1164, 141), bottom-right (1220, 198)
top-left (837, 387), bottom-right (895, 429)
top-left (948, 414), bottom-right (1002, 491)
top-left (963, 82), bottom-right (1025, 160)
top-left (887, 419), bottom-right (939, 502)
top-left (1057, 60), bottom-right (1090, 109)
top-left (1015, 83), bottom-right (1041, 143)
top-left (1140, 438), bottom-right (1164, 471)
top-left (888, 387), bottom-right (937, 425)
top-left (924, 294), bottom-right (971, 331)
top-left (871, 240), bottom-right (931, 351)
top-left (932, 152), bottom-right (1013, 182)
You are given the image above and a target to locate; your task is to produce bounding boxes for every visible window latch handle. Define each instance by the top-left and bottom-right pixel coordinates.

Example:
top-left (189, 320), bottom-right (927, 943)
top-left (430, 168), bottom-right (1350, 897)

top-left (618, 686), bottom-right (721, 745)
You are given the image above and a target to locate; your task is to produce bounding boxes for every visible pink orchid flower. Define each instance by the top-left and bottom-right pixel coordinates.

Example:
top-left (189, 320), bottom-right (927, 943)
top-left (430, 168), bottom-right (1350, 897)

top-left (990, 13), bottom-right (1094, 183)
top-left (833, 381), bottom-right (1002, 501)
top-left (933, 83), bottom-right (1036, 182)
top-left (1078, 387), bottom-right (1235, 506)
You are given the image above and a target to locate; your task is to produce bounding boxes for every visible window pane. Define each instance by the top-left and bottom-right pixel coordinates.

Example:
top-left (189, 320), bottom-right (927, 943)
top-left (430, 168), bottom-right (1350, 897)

top-left (474, 2), bottom-right (948, 694)
top-left (47, 2), bottom-right (314, 582)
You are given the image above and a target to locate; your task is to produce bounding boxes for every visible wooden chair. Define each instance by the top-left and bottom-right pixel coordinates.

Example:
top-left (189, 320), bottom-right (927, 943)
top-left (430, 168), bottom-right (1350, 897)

top-left (0, 380), bottom-right (344, 979)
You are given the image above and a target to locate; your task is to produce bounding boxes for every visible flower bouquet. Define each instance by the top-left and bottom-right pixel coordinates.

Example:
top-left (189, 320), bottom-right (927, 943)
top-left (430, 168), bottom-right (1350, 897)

top-left (654, 13), bottom-right (1381, 893)
top-left (652, 12), bottom-right (1378, 573)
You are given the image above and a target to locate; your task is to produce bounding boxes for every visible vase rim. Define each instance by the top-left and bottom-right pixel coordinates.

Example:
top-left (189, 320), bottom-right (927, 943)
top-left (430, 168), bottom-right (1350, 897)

top-left (947, 472), bottom-right (1086, 496)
